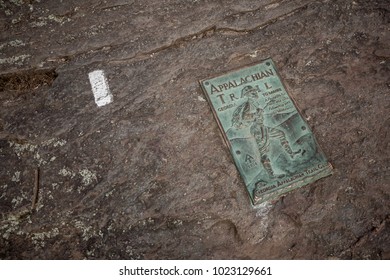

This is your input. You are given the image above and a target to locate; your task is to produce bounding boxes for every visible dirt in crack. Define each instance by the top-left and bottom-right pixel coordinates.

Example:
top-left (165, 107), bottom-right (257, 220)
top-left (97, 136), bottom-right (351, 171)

top-left (0, 69), bottom-right (58, 92)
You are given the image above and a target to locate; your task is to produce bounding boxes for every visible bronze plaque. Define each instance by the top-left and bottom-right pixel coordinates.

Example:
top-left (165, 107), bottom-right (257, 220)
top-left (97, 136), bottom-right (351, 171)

top-left (200, 59), bottom-right (333, 206)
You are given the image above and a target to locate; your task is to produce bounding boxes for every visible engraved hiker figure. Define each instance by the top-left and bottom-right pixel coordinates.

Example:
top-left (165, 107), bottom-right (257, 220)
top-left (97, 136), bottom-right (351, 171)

top-left (231, 85), bottom-right (301, 179)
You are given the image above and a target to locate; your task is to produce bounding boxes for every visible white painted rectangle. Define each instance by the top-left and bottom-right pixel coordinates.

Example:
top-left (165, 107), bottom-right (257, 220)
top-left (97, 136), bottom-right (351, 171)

top-left (88, 70), bottom-right (113, 107)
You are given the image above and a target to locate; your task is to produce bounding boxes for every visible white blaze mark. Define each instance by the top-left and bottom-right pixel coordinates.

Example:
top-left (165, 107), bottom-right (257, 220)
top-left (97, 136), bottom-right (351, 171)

top-left (88, 70), bottom-right (113, 107)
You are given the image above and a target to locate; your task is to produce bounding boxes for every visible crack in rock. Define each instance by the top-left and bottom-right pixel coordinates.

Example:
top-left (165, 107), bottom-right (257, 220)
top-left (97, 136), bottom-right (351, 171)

top-left (9, 4), bottom-right (309, 72)
top-left (108, 4), bottom-right (309, 65)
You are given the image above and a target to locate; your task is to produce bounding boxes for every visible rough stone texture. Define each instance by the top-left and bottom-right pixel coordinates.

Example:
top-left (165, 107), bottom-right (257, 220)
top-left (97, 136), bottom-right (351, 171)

top-left (0, 0), bottom-right (389, 259)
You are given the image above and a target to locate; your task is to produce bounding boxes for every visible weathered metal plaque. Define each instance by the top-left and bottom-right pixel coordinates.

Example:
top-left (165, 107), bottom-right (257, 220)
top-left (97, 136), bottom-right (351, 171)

top-left (200, 58), bottom-right (333, 206)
